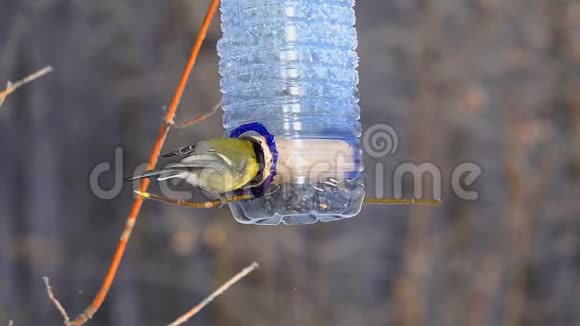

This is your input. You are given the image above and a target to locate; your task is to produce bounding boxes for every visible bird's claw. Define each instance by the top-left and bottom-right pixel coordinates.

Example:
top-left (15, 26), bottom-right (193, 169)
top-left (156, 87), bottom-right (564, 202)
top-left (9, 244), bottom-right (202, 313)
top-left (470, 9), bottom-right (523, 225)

top-left (218, 196), bottom-right (227, 208)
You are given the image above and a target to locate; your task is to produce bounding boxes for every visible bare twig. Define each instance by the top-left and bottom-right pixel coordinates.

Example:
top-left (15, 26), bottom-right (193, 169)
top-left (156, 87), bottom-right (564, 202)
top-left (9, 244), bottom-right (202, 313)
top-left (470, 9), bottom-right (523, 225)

top-left (134, 190), bottom-right (252, 208)
top-left (0, 66), bottom-right (52, 109)
top-left (168, 262), bottom-right (259, 326)
top-left (43, 277), bottom-right (71, 326)
top-left (173, 102), bottom-right (221, 128)
top-left (0, 82), bottom-right (11, 109)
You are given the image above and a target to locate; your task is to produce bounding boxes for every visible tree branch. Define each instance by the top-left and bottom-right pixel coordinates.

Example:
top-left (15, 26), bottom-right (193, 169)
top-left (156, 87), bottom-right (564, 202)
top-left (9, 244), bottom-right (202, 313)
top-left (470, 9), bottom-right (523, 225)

top-left (168, 262), bottom-right (259, 326)
top-left (44, 0), bottom-right (221, 324)
top-left (0, 66), bottom-right (52, 110)
top-left (43, 277), bottom-right (71, 326)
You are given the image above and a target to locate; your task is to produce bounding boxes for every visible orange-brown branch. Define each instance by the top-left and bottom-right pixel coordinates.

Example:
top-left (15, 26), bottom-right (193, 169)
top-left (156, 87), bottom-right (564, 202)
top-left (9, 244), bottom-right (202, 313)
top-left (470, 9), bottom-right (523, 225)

top-left (62, 1), bottom-right (221, 324)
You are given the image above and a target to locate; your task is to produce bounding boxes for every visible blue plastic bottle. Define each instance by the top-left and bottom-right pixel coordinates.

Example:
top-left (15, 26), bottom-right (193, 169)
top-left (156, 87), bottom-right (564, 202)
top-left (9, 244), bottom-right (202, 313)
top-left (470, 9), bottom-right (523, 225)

top-left (217, 0), bottom-right (364, 224)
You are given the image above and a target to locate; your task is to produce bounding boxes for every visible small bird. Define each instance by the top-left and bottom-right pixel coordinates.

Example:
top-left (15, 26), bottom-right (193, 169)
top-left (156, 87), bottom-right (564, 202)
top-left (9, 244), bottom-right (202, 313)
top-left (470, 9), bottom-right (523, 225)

top-left (126, 138), bottom-right (261, 194)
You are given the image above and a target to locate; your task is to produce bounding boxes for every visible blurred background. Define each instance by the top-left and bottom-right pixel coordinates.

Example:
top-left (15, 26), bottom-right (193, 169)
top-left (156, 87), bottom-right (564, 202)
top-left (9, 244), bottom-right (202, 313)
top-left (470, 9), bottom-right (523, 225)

top-left (1, 0), bottom-right (580, 325)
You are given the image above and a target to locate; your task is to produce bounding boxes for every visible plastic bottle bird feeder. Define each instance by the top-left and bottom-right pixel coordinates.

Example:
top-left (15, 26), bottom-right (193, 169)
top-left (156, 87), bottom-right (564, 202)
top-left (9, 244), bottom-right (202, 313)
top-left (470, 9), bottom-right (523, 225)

top-left (218, 0), bottom-right (364, 224)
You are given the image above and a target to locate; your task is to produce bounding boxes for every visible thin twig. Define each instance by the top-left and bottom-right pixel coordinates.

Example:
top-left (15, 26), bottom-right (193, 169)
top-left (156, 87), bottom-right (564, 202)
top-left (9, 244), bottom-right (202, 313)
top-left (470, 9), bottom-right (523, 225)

top-left (173, 102), bottom-right (221, 128)
top-left (168, 262), bottom-right (259, 326)
top-left (43, 277), bottom-right (71, 326)
top-left (0, 66), bottom-right (52, 109)
top-left (0, 82), bottom-right (11, 109)
top-left (134, 190), bottom-right (252, 208)
top-left (43, 1), bottom-right (221, 325)
top-left (364, 198), bottom-right (441, 206)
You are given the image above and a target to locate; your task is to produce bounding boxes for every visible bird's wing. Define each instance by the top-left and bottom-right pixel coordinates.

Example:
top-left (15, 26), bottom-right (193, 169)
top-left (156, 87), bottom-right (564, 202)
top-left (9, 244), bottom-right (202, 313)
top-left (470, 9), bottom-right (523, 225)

top-left (168, 154), bottom-right (230, 171)
top-left (155, 154), bottom-right (230, 183)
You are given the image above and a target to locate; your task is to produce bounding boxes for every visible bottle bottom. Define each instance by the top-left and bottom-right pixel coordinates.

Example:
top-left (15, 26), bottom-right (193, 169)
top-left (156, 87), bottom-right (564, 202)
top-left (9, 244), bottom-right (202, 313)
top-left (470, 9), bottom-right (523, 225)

top-left (228, 179), bottom-right (365, 225)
